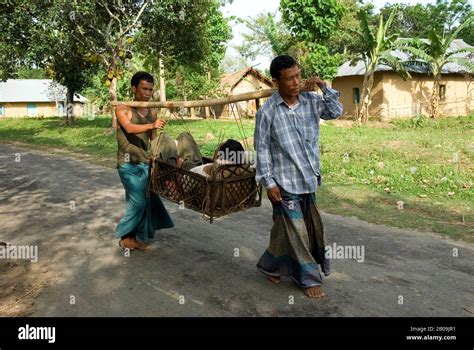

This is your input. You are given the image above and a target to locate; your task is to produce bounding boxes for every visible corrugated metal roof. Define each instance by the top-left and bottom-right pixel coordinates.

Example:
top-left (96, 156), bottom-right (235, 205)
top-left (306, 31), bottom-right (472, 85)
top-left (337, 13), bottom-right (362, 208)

top-left (336, 39), bottom-right (473, 77)
top-left (0, 79), bottom-right (88, 103)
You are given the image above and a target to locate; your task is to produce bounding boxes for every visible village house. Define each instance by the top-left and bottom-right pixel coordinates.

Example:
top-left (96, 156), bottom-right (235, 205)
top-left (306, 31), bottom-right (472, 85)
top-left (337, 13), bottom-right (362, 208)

top-left (332, 39), bottom-right (473, 118)
top-left (0, 79), bottom-right (88, 117)
top-left (212, 66), bottom-right (273, 118)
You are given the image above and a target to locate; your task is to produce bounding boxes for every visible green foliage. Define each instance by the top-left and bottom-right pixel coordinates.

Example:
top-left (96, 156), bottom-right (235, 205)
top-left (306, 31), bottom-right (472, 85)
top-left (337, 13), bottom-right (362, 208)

top-left (83, 69), bottom-right (135, 112)
top-left (399, 17), bottom-right (474, 77)
top-left (0, 0), bottom-right (99, 124)
top-left (173, 66), bottom-right (223, 100)
top-left (353, 7), bottom-right (413, 122)
top-left (301, 43), bottom-right (342, 80)
top-left (0, 0), bottom-right (53, 80)
top-left (327, 0), bottom-right (373, 58)
top-left (133, 0), bottom-right (231, 102)
top-left (355, 7), bottom-right (402, 66)
top-left (398, 17), bottom-right (474, 119)
top-left (391, 114), bottom-right (427, 129)
top-left (202, 1), bottom-right (233, 71)
top-left (137, 0), bottom-right (231, 71)
top-left (380, 0), bottom-right (474, 45)
top-left (57, 0), bottom-right (151, 91)
top-left (16, 67), bottom-right (49, 79)
top-left (280, 0), bottom-right (346, 42)
top-left (235, 12), bottom-right (294, 61)
top-left (280, 0), bottom-right (346, 80)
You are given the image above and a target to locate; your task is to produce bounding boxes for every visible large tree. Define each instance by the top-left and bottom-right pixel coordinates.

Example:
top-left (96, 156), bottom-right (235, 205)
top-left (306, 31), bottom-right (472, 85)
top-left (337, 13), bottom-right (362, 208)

top-left (51, 0), bottom-right (231, 128)
top-left (0, 0), bottom-right (98, 124)
top-left (137, 0), bottom-right (231, 118)
top-left (328, 0), bottom-right (374, 58)
top-left (380, 0), bottom-right (473, 44)
top-left (1, 0), bottom-right (233, 124)
top-left (54, 0), bottom-right (152, 128)
top-left (0, 0), bottom-right (51, 80)
top-left (234, 12), bottom-right (294, 62)
top-left (280, 0), bottom-right (346, 80)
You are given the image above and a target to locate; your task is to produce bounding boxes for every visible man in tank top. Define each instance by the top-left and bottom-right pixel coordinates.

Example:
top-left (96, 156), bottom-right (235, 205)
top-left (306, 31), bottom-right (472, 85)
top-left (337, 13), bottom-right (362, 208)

top-left (114, 71), bottom-right (174, 251)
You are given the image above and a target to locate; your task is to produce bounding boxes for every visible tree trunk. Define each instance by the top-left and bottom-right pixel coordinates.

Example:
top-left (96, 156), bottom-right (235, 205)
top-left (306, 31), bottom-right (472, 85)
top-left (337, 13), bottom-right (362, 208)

top-left (159, 57), bottom-right (166, 102)
top-left (465, 73), bottom-right (473, 115)
top-left (355, 73), bottom-right (368, 123)
top-left (430, 76), bottom-right (440, 119)
top-left (358, 72), bottom-right (374, 124)
top-left (109, 76), bottom-right (118, 130)
top-left (204, 70), bottom-right (211, 119)
top-left (66, 89), bottom-right (75, 125)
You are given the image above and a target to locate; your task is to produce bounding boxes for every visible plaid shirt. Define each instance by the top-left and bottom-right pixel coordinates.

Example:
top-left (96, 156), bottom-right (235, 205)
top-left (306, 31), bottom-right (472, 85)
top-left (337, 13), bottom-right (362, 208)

top-left (254, 87), bottom-right (343, 194)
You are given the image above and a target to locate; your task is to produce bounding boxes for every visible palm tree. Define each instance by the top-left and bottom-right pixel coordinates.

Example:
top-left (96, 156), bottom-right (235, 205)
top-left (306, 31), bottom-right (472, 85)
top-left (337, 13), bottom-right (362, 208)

top-left (399, 18), bottom-right (474, 119)
top-left (354, 7), bottom-right (410, 124)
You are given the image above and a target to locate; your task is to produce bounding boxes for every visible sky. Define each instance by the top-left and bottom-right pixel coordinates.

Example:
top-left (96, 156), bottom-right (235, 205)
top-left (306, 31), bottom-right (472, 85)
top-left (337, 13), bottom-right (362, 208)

top-left (221, 0), bottom-right (440, 70)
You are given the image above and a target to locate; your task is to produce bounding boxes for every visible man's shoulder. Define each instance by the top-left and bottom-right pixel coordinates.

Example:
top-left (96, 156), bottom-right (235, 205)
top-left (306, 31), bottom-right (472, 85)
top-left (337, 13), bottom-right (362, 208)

top-left (258, 92), bottom-right (279, 115)
top-left (299, 91), bottom-right (320, 101)
top-left (116, 104), bottom-right (132, 114)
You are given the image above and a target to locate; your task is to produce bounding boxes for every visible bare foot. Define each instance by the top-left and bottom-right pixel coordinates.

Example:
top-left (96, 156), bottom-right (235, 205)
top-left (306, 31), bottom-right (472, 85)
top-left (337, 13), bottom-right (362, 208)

top-left (120, 237), bottom-right (150, 251)
top-left (302, 286), bottom-right (325, 299)
top-left (268, 276), bottom-right (281, 284)
top-left (119, 237), bottom-right (135, 251)
top-left (131, 238), bottom-right (150, 250)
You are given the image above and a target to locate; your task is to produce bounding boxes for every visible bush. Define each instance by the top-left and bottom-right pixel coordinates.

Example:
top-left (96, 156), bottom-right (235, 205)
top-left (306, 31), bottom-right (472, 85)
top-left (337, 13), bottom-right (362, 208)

top-left (392, 114), bottom-right (426, 129)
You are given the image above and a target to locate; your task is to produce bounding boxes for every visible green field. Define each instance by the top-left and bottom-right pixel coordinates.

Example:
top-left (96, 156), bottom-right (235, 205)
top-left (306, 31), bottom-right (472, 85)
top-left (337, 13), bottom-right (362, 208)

top-left (0, 114), bottom-right (472, 241)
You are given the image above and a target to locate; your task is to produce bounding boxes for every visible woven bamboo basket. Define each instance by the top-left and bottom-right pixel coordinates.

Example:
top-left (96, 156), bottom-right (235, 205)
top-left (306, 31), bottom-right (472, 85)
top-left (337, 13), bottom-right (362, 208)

top-left (148, 157), bottom-right (262, 223)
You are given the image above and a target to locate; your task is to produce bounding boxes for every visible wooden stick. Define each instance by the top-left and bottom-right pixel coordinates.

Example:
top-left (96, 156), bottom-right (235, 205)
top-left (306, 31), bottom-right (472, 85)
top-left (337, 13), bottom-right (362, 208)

top-left (112, 88), bottom-right (277, 108)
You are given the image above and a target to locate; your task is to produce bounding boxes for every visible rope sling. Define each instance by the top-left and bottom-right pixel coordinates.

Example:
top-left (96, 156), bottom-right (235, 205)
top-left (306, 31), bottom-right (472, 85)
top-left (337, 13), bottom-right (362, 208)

top-left (146, 102), bottom-right (262, 223)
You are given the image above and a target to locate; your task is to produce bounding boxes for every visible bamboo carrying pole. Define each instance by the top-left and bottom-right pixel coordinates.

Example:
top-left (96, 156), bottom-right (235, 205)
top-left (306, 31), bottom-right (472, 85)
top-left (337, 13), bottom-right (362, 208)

top-left (111, 88), bottom-right (277, 108)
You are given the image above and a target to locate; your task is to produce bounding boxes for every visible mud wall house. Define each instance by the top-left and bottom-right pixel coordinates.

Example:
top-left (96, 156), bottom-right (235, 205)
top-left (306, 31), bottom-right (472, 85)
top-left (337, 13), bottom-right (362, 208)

top-left (332, 39), bottom-right (474, 119)
top-left (0, 79), bottom-right (88, 118)
top-left (213, 67), bottom-right (273, 118)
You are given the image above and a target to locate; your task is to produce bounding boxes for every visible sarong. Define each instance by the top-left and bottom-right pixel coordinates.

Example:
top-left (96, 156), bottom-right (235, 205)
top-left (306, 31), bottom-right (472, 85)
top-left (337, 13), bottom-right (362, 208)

top-left (257, 189), bottom-right (330, 288)
top-left (116, 162), bottom-right (174, 241)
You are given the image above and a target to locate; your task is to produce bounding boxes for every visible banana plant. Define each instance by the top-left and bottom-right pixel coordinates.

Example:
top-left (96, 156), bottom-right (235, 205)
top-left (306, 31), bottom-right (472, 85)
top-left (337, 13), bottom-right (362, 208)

top-left (399, 18), bottom-right (474, 119)
top-left (354, 7), bottom-right (410, 124)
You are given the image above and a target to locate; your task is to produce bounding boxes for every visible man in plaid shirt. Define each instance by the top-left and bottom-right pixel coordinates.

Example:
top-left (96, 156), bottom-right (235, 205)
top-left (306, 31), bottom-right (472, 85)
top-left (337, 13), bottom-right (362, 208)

top-left (254, 55), bottom-right (343, 298)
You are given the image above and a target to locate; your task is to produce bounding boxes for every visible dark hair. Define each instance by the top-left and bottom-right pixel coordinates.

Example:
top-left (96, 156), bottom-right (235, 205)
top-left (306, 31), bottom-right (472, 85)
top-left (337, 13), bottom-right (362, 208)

top-left (217, 139), bottom-right (244, 163)
top-left (131, 71), bottom-right (154, 87)
top-left (270, 55), bottom-right (298, 80)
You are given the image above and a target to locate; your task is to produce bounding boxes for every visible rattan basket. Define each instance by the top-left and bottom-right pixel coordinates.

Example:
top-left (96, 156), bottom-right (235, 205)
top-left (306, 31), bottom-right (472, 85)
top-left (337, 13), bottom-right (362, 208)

top-left (148, 157), bottom-right (262, 223)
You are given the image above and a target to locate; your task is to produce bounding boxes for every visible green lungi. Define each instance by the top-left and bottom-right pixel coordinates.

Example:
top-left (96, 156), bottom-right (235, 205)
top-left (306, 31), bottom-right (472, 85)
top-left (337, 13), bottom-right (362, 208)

top-left (116, 162), bottom-right (174, 241)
